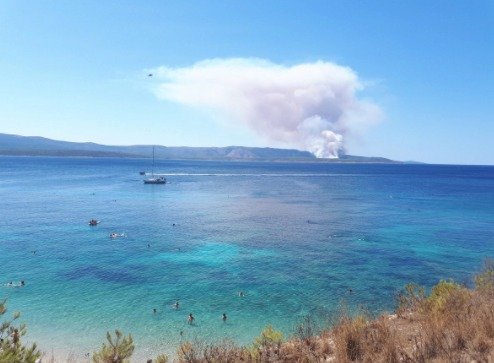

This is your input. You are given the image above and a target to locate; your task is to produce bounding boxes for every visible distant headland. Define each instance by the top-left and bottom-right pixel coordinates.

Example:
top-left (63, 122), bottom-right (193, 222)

top-left (0, 133), bottom-right (401, 163)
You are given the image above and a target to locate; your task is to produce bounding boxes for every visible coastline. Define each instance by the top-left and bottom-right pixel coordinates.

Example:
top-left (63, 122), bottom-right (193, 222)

top-left (22, 275), bottom-right (494, 362)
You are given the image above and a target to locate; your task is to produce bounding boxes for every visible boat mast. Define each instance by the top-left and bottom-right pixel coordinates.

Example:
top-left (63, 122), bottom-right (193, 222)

top-left (152, 146), bottom-right (155, 177)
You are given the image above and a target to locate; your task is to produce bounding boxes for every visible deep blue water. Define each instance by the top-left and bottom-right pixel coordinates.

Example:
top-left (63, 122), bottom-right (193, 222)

top-left (0, 157), bottom-right (493, 360)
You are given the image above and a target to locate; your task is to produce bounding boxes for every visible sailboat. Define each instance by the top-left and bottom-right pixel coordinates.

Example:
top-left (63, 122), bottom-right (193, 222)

top-left (144, 146), bottom-right (166, 184)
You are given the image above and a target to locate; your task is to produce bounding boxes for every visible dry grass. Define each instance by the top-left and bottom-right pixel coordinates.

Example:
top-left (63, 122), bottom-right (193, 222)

top-left (169, 260), bottom-right (494, 362)
top-left (411, 287), bottom-right (494, 362)
top-left (331, 314), bottom-right (404, 363)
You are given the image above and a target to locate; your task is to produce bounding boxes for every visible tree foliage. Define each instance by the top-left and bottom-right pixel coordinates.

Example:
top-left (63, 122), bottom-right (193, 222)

top-left (427, 279), bottom-right (466, 311)
top-left (154, 353), bottom-right (169, 363)
top-left (252, 325), bottom-right (283, 349)
top-left (93, 330), bottom-right (134, 363)
top-left (0, 299), bottom-right (41, 363)
top-left (475, 258), bottom-right (494, 292)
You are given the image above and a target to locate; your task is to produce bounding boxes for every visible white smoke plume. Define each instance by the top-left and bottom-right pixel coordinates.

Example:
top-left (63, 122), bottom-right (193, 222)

top-left (152, 58), bottom-right (382, 158)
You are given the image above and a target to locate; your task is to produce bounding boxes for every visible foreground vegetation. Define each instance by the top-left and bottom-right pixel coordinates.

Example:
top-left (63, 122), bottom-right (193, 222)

top-left (2, 260), bottom-right (494, 362)
top-left (0, 299), bottom-right (40, 363)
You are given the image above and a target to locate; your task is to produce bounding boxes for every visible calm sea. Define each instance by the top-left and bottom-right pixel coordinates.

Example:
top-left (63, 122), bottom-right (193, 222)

top-left (0, 157), bottom-right (493, 360)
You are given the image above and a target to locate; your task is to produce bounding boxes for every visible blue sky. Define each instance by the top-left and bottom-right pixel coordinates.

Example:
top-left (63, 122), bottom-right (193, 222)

top-left (0, 1), bottom-right (492, 164)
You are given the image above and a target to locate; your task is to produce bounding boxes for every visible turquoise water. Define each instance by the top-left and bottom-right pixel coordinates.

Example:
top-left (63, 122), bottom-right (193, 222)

top-left (0, 157), bottom-right (493, 360)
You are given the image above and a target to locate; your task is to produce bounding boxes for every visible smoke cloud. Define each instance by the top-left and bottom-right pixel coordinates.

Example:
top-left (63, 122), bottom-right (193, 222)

top-left (152, 58), bottom-right (382, 158)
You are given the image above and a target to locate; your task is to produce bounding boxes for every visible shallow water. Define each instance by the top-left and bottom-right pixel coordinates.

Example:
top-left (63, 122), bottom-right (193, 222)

top-left (0, 157), bottom-right (493, 360)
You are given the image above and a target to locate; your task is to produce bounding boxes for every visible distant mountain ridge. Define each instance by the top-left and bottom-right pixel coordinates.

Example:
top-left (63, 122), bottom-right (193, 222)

top-left (0, 133), bottom-right (398, 162)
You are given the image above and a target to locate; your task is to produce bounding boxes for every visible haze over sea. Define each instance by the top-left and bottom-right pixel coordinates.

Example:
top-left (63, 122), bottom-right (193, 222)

top-left (0, 156), bottom-right (493, 360)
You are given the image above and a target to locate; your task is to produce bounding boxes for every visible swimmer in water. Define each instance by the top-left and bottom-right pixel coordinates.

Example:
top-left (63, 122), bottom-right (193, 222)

top-left (147, 244), bottom-right (151, 248)
top-left (222, 313), bottom-right (227, 322)
top-left (238, 291), bottom-right (245, 297)
top-left (153, 308), bottom-right (157, 314)
top-left (174, 301), bottom-right (179, 309)
top-left (187, 313), bottom-right (194, 325)
top-left (20, 281), bottom-right (25, 286)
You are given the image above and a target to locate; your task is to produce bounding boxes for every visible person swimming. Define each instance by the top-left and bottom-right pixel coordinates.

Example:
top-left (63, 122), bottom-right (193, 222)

top-left (174, 301), bottom-right (179, 309)
top-left (187, 313), bottom-right (194, 324)
top-left (153, 308), bottom-right (157, 314)
top-left (238, 291), bottom-right (245, 297)
top-left (222, 313), bottom-right (227, 322)
top-left (110, 233), bottom-right (125, 239)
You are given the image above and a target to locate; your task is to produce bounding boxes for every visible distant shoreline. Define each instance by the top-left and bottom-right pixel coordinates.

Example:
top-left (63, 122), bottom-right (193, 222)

top-left (0, 154), bottom-right (404, 164)
top-left (0, 132), bottom-right (401, 163)
top-left (5, 154), bottom-right (494, 166)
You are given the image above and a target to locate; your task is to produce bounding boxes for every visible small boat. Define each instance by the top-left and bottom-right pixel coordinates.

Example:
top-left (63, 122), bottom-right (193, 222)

top-left (144, 146), bottom-right (166, 185)
top-left (144, 176), bottom-right (166, 184)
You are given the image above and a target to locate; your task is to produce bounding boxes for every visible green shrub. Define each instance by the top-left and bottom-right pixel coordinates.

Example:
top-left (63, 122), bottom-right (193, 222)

top-left (154, 353), bottom-right (169, 363)
top-left (427, 279), bottom-right (464, 311)
top-left (0, 299), bottom-right (41, 363)
top-left (252, 325), bottom-right (283, 349)
top-left (475, 258), bottom-right (494, 291)
top-left (93, 330), bottom-right (134, 363)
